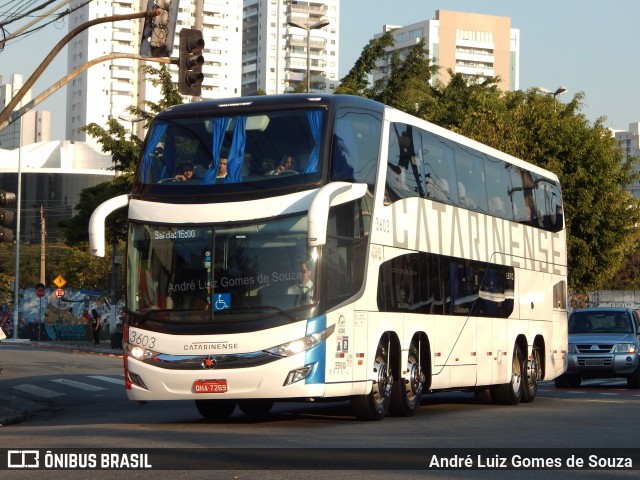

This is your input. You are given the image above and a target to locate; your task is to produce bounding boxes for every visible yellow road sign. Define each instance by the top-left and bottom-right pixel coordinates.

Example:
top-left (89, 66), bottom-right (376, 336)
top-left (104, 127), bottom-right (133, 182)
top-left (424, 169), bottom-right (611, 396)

top-left (53, 275), bottom-right (66, 288)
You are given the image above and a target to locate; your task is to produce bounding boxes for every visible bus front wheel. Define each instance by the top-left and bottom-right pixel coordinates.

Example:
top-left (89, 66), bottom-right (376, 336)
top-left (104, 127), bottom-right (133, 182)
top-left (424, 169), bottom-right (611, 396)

top-left (195, 399), bottom-right (237, 419)
top-left (238, 399), bottom-right (274, 416)
top-left (351, 337), bottom-right (393, 421)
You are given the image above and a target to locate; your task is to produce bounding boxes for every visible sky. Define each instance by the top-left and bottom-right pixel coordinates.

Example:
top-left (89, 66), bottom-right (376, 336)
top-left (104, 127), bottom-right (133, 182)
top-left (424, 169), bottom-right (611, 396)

top-left (1, 0), bottom-right (639, 141)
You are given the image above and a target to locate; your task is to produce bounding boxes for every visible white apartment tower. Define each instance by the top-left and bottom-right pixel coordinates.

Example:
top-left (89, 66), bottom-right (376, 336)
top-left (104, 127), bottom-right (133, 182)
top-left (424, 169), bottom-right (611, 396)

top-left (66, 0), bottom-right (242, 148)
top-left (242, 0), bottom-right (340, 95)
top-left (374, 10), bottom-right (520, 92)
top-left (0, 74), bottom-right (51, 149)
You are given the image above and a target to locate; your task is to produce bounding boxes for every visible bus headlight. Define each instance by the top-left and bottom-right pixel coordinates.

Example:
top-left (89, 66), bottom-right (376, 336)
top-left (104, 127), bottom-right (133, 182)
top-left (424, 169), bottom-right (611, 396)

top-left (264, 324), bottom-right (335, 357)
top-left (123, 341), bottom-right (159, 361)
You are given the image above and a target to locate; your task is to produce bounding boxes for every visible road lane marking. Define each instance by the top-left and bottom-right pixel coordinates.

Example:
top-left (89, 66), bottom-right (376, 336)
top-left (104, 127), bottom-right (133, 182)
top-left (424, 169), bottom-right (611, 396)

top-left (13, 384), bottom-right (65, 398)
top-left (88, 375), bottom-right (126, 386)
top-left (50, 378), bottom-right (106, 391)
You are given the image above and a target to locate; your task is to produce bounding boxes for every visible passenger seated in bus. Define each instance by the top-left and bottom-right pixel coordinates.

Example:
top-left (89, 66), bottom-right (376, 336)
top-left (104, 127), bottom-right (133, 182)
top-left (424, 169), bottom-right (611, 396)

top-left (174, 163), bottom-right (195, 181)
top-left (216, 157), bottom-right (228, 179)
top-left (267, 155), bottom-right (297, 175)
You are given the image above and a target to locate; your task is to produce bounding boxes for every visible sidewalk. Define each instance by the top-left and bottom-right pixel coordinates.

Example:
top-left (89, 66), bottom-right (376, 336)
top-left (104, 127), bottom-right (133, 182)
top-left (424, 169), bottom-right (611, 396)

top-left (0, 338), bottom-right (123, 426)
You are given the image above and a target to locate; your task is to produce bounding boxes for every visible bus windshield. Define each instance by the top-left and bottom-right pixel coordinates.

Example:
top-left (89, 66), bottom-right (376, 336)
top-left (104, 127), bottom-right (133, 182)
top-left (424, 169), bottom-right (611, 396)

top-left (137, 107), bottom-right (325, 189)
top-left (127, 214), bottom-right (318, 322)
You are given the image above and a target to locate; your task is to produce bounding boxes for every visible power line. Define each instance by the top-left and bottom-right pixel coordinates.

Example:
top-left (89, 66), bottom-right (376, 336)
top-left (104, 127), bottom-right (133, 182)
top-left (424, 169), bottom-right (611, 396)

top-left (0, 0), bottom-right (91, 50)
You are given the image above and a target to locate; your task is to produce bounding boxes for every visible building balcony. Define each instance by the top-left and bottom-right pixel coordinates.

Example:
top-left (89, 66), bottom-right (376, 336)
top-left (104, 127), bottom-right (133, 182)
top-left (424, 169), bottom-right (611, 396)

top-left (288, 3), bottom-right (327, 15)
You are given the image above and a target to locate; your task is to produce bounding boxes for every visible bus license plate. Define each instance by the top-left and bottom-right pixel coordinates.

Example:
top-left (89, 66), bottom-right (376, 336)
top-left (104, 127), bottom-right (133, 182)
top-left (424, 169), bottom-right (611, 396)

top-left (194, 379), bottom-right (228, 393)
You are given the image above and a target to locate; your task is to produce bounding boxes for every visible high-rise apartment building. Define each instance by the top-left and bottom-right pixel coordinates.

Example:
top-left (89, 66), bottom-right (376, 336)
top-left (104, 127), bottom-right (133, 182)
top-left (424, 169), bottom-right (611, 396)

top-left (66, 0), bottom-right (242, 148)
top-left (0, 74), bottom-right (51, 149)
top-left (241, 0), bottom-right (339, 95)
top-left (374, 10), bottom-right (519, 91)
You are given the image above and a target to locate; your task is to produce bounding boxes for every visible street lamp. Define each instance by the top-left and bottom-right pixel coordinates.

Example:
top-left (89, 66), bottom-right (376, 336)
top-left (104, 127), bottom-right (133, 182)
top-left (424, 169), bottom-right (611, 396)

top-left (118, 115), bottom-right (144, 138)
top-left (536, 86), bottom-right (567, 99)
top-left (287, 18), bottom-right (330, 93)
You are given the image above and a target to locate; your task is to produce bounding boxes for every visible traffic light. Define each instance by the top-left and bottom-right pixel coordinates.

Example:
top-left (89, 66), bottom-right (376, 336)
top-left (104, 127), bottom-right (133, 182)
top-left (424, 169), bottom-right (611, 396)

top-left (139, 0), bottom-right (180, 58)
top-left (0, 189), bottom-right (16, 243)
top-left (178, 28), bottom-right (205, 96)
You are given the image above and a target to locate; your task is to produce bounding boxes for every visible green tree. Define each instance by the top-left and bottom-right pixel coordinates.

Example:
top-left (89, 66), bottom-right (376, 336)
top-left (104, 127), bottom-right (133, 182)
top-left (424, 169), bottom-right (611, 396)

top-left (371, 39), bottom-right (439, 114)
top-left (337, 37), bottom-right (640, 293)
top-left (335, 31), bottom-right (394, 97)
top-left (61, 64), bottom-right (183, 246)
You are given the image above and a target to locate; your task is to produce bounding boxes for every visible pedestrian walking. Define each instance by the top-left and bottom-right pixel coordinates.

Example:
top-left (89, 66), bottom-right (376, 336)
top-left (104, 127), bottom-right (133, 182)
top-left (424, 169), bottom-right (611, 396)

top-left (91, 309), bottom-right (101, 346)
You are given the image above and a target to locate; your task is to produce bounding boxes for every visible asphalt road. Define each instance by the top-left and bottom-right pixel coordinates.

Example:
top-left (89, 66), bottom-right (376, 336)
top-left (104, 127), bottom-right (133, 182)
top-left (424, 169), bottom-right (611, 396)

top-left (2, 339), bottom-right (640, 480)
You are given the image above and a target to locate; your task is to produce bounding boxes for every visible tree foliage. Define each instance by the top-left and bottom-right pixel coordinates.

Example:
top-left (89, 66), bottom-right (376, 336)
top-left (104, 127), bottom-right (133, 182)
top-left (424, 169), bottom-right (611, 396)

top-left (337, 36), bottom-right (640, 293)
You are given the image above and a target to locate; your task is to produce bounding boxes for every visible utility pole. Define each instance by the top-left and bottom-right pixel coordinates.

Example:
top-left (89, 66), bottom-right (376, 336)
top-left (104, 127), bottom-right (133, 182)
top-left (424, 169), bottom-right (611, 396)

top-left (40, 206), bottom-right (46, 285)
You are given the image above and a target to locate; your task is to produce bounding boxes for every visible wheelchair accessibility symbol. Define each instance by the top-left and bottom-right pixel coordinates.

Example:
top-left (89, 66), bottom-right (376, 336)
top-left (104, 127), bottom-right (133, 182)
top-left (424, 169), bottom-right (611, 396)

top-left (214, 293), bottom-right (231, 312)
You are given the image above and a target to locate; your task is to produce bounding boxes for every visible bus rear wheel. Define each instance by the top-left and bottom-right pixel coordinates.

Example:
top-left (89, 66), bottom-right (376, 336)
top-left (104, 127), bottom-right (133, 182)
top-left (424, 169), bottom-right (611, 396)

top-left (390, 341), bottom-right (424, 416)
top-left (351, 337), bottom-right (393, 421)
top-left (493, 344), bottom-right (524, 405)
top-left (195, 399), bottom-right (237, 419)
top-left (522, 346), bottom-right (541, 403)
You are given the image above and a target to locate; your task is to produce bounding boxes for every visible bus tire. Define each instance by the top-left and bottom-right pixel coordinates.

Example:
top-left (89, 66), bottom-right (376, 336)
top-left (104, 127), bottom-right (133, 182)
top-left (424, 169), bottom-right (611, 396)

top-left (238, 399), bottom-right (274, 416)
top-left (195, 399), bottom-right (237, 419)
top-left (351, 337), bottom-right (393, 421)
top-left (493, 344), bottom-right (524, 405)
top-left (390, 340), bottom-right (424, 416)
top-left (522, 346), bottom-right (541, 403)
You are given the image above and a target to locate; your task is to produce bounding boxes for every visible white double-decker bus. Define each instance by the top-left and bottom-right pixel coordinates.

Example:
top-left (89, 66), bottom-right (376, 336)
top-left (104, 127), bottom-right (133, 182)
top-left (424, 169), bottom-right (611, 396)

top-left (90, 94), bottom-right (567, 420)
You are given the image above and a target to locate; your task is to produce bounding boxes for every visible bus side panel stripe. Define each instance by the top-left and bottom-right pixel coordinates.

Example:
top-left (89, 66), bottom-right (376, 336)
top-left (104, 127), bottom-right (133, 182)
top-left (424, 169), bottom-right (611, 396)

top-left (305, 315), bottom-right (327, 384)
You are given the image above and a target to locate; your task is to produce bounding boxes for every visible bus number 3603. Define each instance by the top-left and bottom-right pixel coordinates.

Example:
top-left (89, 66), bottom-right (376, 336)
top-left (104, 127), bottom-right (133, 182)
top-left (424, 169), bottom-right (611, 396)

top-left (375, 218), bottom-right (390, 232)
top-left (129, 331), bottom-right (156, 349)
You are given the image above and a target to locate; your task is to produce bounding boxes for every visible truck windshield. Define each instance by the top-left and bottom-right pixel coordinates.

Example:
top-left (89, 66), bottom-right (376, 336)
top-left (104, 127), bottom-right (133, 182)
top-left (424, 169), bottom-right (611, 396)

top-left (127, 214), bottom-right (318, 322)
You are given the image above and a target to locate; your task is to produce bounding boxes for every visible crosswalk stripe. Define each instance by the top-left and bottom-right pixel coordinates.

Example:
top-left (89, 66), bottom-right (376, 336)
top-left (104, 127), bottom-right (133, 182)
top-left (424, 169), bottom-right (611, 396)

top-left (50, 378), bottom-right (106, 391)
top-left (13, 384), bottom-right (65, 398)
top-left (88, 375), bottom-right (125, 386)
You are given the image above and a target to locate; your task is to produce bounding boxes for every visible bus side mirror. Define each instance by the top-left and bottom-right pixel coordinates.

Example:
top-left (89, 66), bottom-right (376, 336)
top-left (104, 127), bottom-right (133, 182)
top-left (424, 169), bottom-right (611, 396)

top-left (308, 182), bottom-right (367, 247)
top-left (89, 195), bottom-right (130, 257)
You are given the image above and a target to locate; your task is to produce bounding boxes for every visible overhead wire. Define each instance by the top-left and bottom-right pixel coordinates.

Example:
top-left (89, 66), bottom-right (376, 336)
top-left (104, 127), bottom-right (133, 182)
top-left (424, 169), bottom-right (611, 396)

top-left (1, 0), bottom-right (92, 50)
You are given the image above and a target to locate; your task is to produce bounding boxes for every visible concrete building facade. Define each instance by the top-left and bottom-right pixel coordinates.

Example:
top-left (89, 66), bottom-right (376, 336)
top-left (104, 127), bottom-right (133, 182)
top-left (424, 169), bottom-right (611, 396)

top-left (614, 123), bottom-right (640, 198)
top-left (374, 10), bottom-right (519, 91)
top-left (242, 0), bottom-right (339, 95)
top-left (0, 141), bottom-right (114, 243)
top-left (0, 74), bottom-right (51, 150)
top-left (66, 0), bottom-right (243, 148)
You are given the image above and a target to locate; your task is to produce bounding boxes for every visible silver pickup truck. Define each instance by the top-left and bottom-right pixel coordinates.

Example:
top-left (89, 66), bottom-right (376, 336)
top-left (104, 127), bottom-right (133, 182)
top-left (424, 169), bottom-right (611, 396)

top-left (555, 307), bottom-right (640, 388)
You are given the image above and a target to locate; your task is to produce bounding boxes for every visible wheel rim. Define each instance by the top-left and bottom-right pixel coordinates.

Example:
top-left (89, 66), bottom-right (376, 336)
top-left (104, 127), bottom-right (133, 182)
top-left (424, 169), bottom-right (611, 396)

top-left (373, 348), bottom-right (393, 408)
top-left (409, 357), bottom-right (424, 398)
top-left (511, 350), bottom-right (522, 394)
top-left (526, 349), bottom-right (541, 390)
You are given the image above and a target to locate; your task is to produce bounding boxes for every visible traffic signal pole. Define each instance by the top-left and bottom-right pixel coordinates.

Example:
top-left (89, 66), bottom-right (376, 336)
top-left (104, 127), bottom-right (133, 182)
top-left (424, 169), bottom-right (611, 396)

top-left (0, 9), bottom-right (162, 130)
top-left (3, 53), bottom-right (171, 131)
